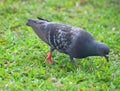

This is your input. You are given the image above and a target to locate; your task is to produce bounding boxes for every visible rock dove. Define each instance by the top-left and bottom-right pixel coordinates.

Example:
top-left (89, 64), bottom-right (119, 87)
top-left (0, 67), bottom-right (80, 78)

top-left (26, 17), bottom-right (110, 64)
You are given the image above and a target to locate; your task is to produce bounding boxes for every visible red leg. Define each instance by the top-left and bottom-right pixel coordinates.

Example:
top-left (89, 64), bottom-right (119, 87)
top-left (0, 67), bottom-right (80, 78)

top-left (45, 52), bottom-right (53, 64)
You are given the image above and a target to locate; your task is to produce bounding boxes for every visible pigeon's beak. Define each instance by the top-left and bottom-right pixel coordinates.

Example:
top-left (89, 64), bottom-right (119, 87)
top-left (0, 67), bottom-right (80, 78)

top-left (104, 55), bottom-right (109, 62)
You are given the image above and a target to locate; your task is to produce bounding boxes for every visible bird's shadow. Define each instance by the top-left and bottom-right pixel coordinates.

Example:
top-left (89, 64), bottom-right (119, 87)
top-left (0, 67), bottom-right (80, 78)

top-left (41, 53), bottom-right (110, 76)
top-left (52, 56), bottom-right (110, 73)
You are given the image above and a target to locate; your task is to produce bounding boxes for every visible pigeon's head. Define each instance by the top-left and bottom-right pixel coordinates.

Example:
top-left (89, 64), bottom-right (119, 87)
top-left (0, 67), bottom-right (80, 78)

top-left (96, 42), bottom-right (110, 61)
top-left (26, 18), bottom-right (46, 27)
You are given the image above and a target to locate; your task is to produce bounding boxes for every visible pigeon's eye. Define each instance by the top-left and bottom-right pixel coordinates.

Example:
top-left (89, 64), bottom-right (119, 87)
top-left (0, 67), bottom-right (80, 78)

top-left (100, 49), bottom-right (108, 54)
top-left (100, 49), bottom-right (105, 53)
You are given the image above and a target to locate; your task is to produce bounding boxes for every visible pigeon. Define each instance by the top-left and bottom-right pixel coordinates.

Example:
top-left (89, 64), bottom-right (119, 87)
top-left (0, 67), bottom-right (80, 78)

top-left (26, 17), bottom-right (110, 64)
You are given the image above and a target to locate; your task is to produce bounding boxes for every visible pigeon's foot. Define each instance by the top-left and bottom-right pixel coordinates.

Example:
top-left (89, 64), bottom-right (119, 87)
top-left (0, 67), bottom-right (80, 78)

top-left (45, 52), bottom-right (53, 64)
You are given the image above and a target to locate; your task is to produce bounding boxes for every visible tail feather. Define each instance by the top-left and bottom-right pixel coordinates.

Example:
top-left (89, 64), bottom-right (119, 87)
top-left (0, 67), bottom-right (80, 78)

top-left (37, 17), bottom-right (49, 22)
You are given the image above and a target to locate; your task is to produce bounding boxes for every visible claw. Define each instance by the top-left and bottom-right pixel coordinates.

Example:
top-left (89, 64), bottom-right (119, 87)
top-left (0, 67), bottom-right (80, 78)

top-left (45, 52), bottom-right (53, 64)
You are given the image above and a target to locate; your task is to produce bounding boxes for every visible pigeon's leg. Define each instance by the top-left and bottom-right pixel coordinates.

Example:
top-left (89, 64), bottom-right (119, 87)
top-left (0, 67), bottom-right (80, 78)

top-left (45, 48), bottom-right (54, 64)
top-left (69, 56), bottom-right (74, 64)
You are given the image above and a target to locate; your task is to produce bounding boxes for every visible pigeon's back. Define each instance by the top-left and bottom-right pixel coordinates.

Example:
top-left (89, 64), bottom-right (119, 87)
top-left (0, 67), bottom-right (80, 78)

top-left (45, 22), bottom-right (94, 56)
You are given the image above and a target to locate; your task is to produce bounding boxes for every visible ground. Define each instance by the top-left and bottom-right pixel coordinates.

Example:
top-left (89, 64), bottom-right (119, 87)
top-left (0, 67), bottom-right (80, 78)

top-left (0, 0), bottom-right (120, 91)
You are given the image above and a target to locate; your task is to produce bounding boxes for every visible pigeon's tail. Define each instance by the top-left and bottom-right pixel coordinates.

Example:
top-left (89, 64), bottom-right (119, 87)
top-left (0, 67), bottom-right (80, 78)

top-left (26, 18), bottom-right (48, 26)
top-left (37, 17), bottom-right (49, 22)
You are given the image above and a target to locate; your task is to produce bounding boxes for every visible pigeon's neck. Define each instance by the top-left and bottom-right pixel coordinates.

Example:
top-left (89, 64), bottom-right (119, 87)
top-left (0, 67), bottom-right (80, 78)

top-left (85, 41), bottom-right (99, 56)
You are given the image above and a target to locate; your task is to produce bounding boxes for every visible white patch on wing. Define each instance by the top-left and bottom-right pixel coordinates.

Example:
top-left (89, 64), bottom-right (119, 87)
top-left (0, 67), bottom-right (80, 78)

top-left (53, 35), bottom-right (58, 49)
top-left (57, 29), bottom-right (70, 50)
top-left (48, 25), bottom-right (82, 52)
top-left (48, 31), bottom-right (51, 45)
top-left (48, 31), bottom-right (54, 48)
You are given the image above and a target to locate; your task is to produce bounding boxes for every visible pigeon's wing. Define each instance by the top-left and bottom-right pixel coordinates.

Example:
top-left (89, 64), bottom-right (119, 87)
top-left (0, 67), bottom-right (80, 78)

top-left (37, 17), bottom-right (49, 22)
top-left (45, 23), bottom-right (77, 53)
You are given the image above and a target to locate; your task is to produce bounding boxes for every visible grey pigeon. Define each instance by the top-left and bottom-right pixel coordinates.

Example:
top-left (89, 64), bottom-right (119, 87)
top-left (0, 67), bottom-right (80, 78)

top-left (26, 18), bottom-right (110, 64)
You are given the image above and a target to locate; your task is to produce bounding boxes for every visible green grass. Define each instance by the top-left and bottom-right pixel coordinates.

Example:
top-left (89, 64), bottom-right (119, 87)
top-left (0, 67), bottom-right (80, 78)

top-left (0, 0), bottom-right (120, 90)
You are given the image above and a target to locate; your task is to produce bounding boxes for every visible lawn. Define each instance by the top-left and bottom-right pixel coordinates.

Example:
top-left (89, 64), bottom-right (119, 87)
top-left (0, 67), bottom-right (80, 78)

top-left (0, 0), bottom-right (120, 90)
